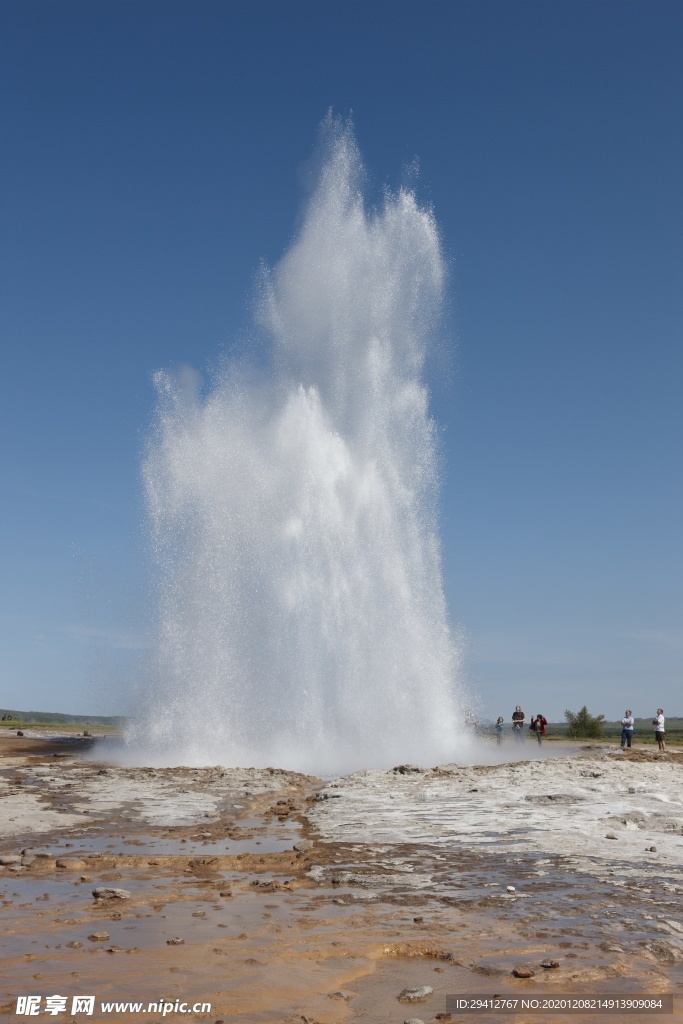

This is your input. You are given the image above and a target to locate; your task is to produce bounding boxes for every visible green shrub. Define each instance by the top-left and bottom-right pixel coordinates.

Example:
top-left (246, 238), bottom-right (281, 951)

top-left (564, 705), bottom-right (605, 739)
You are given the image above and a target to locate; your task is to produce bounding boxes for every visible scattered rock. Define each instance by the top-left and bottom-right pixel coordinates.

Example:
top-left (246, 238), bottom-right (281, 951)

top-left (66, 941), bottom-right (82, 949)
top-left (471, 964), bottom-right (506, 977)
top-left (648, 846), bottom-right (657, 852)
top-left (650, 815), bottom-right (683, 834)
top-left (393, 764), bottom-right (424, 774)
top-left (540, 959), bottom-right (560, 969)
top-left (398, 986), bottom-right (433, 1002)
top-left (507, 885), bottom-right (516, 892)
top-left (56, 859), bottom-right (87, 870)
top-left (643, 940), bottom-right (683, 964)
top-left (605, 834), bottom-right (618, 840)
top-left (293, 840), bottom-right (313, 852)
top-left (512, 967), bottom-right (535, 978)
top-left (0, 855), bottom-right (22, 866)
top-left (413, 916), bottom-right (424, 923)
top-left (525, 793), bottom-right (584, 804)
top-left (166, 937), bottom-right (185, 945)
top-left (328, 991), bottom-right (352, 1001)
top-left (92, 887), bottom-right (130, 900)
top-left (87, 932), bottom-right (110, 941)
top-left (404, 1019), bottom-right (425, 1024)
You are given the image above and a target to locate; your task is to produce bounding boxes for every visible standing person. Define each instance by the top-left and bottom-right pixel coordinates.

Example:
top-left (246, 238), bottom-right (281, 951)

top-left (531, 713), bottom-right (547, 746)
top-left (495, 717), bottom-right (505, 744)
top-left (620, 710), bottom-right (634, 749)
top-left (512, 706), bottom-right (525, 742)
top-left (653, 709), bottom-right (666, 751)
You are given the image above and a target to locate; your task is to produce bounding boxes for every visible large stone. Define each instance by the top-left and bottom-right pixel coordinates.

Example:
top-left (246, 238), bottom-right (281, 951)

top-left (398, 986), bottom-right (433, 1002)
top-left (92, 886), bottom-right (130, 900)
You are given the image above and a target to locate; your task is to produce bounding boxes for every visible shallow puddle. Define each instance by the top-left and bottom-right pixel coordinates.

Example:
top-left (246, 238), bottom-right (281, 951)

top-left (35, 826), bottom-right (300, 858)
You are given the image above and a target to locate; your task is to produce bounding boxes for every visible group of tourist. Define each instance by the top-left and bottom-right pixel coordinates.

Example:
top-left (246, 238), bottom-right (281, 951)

top-left (620, 709), bottom-right (666, 751)
top-left (493, 706), bottom-right (668, 750)
top-left (495, 707), bottom-right (548, 746)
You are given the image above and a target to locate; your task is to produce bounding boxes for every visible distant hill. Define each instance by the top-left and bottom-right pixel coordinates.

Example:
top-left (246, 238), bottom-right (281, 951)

top-left (0, 709), bottom-right (125, 726)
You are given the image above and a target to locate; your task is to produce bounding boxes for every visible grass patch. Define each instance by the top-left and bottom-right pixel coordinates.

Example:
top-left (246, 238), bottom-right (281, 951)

top-left (0, 709), bottom-right (123, 733)
top-left (546, 717), bottom-right (682, 746)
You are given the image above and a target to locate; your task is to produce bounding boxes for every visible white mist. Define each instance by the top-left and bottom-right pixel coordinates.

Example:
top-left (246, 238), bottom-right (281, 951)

top-left (127, 121), bottom-right (468, 773)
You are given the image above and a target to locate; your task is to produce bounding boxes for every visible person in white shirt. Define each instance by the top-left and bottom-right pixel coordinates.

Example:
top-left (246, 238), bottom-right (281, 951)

top-left (653, 709), bottom-right (665, 751)
top-left (620, 710), bottom-right (634, 749)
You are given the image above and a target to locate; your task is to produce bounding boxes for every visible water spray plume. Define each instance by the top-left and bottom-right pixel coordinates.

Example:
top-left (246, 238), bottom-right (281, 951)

top-left (127, 120), bottom-right (468, 773)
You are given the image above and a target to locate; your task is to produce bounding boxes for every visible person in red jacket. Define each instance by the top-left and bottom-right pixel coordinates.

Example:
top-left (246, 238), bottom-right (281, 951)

top-left (530, 713), bottom-right (548, 746)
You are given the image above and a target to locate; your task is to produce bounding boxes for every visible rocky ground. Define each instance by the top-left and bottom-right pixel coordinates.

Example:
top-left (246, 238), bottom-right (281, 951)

top-left (0, 734), bottom-right (681, 1024)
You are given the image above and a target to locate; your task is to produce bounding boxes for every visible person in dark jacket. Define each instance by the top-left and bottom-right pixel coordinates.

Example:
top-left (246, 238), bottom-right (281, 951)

top-left (512, 706), bottom-right (525, 742)
top-left (530, 713), bottom-right (548, 746)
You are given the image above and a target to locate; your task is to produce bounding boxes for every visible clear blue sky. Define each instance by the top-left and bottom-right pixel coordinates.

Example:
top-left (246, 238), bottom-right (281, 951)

top-left (1, 0), bottom-right (681, 723)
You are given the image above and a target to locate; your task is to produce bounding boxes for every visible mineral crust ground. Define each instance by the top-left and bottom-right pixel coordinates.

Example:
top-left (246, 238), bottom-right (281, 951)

top-left (1, 733), bottom-right (681, 1023)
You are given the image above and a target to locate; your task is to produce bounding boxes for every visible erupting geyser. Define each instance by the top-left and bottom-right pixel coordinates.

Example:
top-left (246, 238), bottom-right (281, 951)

top-left (129, 120), bottom-right (467, 773)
